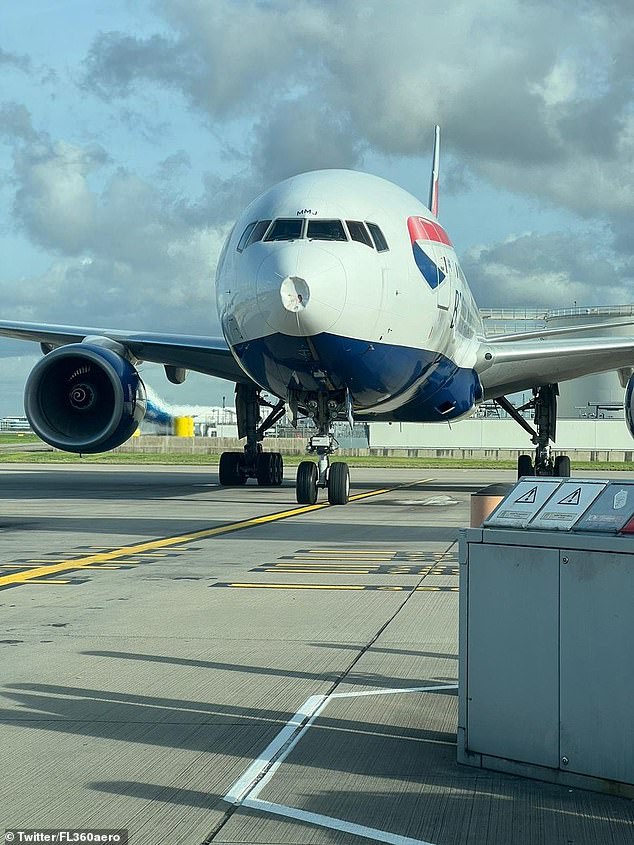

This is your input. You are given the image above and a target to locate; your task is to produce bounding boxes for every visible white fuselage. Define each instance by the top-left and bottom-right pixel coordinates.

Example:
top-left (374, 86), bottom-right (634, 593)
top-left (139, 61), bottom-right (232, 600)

top-left (216, 170), bottom-right (484, 422)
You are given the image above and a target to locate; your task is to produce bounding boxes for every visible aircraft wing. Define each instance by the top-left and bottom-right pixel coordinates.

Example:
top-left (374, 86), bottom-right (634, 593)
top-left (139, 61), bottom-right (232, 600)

top-left (477, 334), bottom-right (634, 399)
top-left (0, 319), bottom-right (254, 384)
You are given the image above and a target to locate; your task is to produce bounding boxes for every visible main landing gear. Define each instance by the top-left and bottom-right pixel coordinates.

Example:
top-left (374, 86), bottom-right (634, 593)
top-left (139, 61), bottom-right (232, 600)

top-left (496, 384), bottom-right (572, 479)
top-left (294, 392), bottom-right (351, 506)
top-left (218, 384), bottom-right (285, 487)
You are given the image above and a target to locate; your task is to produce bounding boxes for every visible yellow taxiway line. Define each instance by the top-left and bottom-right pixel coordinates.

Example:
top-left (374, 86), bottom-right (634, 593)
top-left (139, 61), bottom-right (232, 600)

top-left (0, 477), bottom-right (434, 589)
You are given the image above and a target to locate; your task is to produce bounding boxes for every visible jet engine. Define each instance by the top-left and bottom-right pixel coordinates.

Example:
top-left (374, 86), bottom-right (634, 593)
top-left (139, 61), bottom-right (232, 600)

top-left (626, 374), bottom-right (634, 439)
top-left (24, 343), bottom-right (146, 453)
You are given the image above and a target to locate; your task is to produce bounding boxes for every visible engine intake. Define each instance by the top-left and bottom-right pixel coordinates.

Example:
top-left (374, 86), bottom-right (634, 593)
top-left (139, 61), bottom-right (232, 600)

top-left (24, 343), bottom-right (146, 453)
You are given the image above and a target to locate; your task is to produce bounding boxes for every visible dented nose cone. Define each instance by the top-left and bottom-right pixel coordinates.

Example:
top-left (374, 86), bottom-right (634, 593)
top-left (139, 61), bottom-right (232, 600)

top-left (280, 276), bottom-right (310, 313)
top-left (256, 244), bottom-right (347, 336)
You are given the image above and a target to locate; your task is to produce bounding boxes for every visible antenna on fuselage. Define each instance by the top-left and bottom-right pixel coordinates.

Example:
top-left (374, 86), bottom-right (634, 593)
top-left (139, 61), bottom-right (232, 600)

top-left (428, 124), bottom-right (440, 218)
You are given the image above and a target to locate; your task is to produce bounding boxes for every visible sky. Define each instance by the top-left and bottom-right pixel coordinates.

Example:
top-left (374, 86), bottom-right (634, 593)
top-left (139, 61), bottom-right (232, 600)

top-left (1, 0), bottom-right (633, 414)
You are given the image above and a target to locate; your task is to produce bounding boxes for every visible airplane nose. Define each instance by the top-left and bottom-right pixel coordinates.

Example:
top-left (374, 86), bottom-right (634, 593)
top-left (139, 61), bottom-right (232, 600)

top-left (256, 244), bottom-right (347, 336)
top-left (280, 275), bottom-right (310, 313)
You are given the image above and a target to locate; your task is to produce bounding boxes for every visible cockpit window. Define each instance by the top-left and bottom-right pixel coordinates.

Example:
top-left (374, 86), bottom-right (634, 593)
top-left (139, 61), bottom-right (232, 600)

top-left (236, 222), bottom-right (256, 252)
top-left (366, 222), bottom-right (389, 252)
top-left (246, 219), bottom-right (271, 247)
top-left (346, 220), bottom-right (373, 248)
top-left (307, 219), bottom-right (347, 241)
top-left (265, 218), bottom-right (303, 241)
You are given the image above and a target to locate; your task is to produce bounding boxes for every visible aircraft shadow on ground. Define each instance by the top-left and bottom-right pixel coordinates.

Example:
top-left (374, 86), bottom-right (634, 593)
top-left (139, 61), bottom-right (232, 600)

top-left (0, 472), bottom-right (494, 503)
top-left (0, 518), bottom-right (461, 542)
top-left (80, 649), bottom-right (458, 687)
top-left (84, 748), bottom-right (634, 842)
top-left (0, 680), bottom-right (456, 767)
top-left (0, 471), bottom-right (221, 501)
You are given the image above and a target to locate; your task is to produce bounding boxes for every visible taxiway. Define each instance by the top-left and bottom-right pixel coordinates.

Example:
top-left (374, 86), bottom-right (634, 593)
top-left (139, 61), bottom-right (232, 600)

top-left (0, 464), bottom-right (632, 844)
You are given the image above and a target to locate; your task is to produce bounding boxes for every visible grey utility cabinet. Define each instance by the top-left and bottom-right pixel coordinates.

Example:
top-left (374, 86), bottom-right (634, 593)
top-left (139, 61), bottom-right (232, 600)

top-left (458, 528), bottom-right (634, 797)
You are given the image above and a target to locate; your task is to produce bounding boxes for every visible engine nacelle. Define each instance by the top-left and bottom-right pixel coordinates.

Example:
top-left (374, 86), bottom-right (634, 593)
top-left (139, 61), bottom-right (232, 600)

top-left (626, 375), bottom-right (634, 439)
top-left (24, 343), bottom-right (146, 453)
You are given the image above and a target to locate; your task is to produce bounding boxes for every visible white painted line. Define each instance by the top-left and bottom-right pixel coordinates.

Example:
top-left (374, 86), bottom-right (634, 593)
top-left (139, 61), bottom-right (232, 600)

top-left (224, 694), bottom-right (326, 805)
top-left (330, 683), bottom-right (457, 700)
top-left (244, 798), bottom-right (438, 845)
top-left (247, 695), bottom-right (331, 801)
top-left (223, 683), bottom-right (457, 844)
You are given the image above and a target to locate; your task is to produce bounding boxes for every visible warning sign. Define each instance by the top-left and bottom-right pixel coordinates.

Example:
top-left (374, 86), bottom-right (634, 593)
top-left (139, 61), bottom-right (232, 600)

top-left (529, 480), bottom-right (608, 531)
top-left (515, 486), bottom-right (538, 505)
top-left (484, 478), bottom-right (563, 529)
top-left (557, 487), bottom-right (582, 506)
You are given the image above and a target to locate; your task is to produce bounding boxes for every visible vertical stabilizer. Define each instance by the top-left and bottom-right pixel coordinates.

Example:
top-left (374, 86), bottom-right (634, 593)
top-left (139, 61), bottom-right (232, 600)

top-left (428, 124), bottom-right (440, 218)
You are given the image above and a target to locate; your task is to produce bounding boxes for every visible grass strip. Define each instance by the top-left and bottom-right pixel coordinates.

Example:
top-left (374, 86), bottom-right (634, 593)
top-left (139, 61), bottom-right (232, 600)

top-left (0, 450), bottom-right (631, 472)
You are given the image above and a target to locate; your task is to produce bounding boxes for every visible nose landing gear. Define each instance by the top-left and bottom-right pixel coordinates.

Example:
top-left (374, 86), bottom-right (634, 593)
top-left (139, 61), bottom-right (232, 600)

top-left (293, 390), bottom-right (351, 505)
top-left (296, 430), bottom-right (350, 506)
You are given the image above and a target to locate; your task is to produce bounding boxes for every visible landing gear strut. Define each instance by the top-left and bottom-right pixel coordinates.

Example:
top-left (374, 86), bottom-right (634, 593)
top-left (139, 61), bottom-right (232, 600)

top-left (496, 384), bottom-right (571, 479)
top-left (294, 391), bottom-right (351, 506)
top-left (218, 384), bottom-right (285, 486)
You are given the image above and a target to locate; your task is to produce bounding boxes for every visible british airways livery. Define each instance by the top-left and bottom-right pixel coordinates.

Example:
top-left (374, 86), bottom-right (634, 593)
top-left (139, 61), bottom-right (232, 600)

top-left (2, 127), bottom-right (634, 505)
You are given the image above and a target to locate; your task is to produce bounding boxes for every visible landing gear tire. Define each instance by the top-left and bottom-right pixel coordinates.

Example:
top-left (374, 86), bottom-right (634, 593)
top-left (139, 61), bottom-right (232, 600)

top-left (517, 454), bottom-right (534, 478)
top-left (256, 452), bottom-right (284, 486)
top-left (296, 461), bottom-right (318, 505)
top-left (219, 451), bottom-right (246, 486)
top-left (554, 455), bottom-right (571, 478)
top-left (328, 461), bottom-right (350, 505)
top-left (273, 452), bottom-right (284, 486)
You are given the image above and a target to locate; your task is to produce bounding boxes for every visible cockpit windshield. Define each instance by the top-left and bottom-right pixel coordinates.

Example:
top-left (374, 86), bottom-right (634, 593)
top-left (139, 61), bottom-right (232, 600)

top-left (264, 218), bottom-right (303, 241)
top-left (246, 219), bottom-right (271, 247)
top-left (237, 217), bottom-right (386, 251)
top-left (306, 219), bottom-right (347, 241)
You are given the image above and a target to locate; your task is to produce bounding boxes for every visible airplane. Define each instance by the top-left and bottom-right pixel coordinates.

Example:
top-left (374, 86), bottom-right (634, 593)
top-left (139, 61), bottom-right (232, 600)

top-left (2, 125), bottom-right (634, 506)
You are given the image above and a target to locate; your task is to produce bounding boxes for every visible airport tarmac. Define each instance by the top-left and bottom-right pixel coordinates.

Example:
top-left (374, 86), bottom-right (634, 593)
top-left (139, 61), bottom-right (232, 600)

top-left (0, 463), bottom-right (633, 845)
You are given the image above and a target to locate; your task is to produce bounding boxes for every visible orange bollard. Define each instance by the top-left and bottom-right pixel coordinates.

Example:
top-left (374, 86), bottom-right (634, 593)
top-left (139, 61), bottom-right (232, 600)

top-left (470, 483), bottom-right (515, 527)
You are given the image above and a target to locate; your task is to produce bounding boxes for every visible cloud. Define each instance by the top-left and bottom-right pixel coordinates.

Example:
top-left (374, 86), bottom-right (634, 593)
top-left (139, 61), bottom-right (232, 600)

top-left (81, 3), bottom-right (318, 119)
top-left (77, 0), bottom-right (634, 224)
top-left (2, 123), bottom-right (231, 338)
top-left (0, 102), bottom-right (38, 143)
top-left (13, 139), bottom-right (105, 253)
top-left (249, 98), bottom-right (364, 184)
top-left (82, 32), bottom-right (193, 101)
top-left (4, 0), bottom-right (634, 376)
top-left (462, 230), bottom-right (633, 309)
top-left (0, 46), bottom-right (31, 73)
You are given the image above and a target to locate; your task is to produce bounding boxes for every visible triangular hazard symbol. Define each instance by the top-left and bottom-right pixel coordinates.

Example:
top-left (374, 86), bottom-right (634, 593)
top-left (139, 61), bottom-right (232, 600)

top-left (558, 487), bottom-right (581, 506)
top-left (515, 486), bottom-right (537, 504)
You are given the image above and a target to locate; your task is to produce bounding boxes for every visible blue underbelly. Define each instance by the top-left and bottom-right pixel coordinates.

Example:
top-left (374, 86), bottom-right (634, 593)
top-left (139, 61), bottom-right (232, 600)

top-left (232, 332), bottom-right (481, 422)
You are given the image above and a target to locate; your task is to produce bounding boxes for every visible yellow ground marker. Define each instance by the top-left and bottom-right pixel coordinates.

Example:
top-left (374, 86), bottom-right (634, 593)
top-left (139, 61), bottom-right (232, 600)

top-left (225, 583), bottom-right (366, 590)
top-left (82, 565), bottom-right (122, 570)
top-left (285, 556), bottom-right (407, 562)
top-left (0, 478), bottom-right (433, 589)
top-left (26, 559), bottom-right (69, 563)
top-left (267, 570), bottom-right (373, 575)
top-left (2, 564), bottom-right (56, 569)
top-left (26, 580), bottom-right (71, 585)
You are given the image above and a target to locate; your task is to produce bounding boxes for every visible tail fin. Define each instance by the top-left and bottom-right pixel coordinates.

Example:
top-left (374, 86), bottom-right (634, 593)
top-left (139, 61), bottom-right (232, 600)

top-left (428, 124), bottom-right (440, 218)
